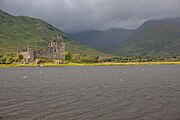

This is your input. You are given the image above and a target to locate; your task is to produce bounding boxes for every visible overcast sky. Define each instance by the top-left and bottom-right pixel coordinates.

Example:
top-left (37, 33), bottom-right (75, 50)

top-left (0, 0), bottom-right (180, 32)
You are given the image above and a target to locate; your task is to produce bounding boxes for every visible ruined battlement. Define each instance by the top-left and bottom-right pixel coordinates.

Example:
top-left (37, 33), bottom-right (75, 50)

top-left (19, 35), bottom-right (65, 63)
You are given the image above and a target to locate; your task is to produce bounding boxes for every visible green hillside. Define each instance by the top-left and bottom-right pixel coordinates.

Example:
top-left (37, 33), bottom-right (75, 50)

top-left (0, 9), bottom-right (109, 57)
top-left (70, 28), bottom-right (133, 53)
top-left (113, 19), bottom-right (180, 57)
top-left (71, 18), bottom-right (180, 57)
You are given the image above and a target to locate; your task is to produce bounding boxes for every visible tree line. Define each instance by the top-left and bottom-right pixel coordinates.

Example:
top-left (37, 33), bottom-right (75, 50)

top-left (0, 53), bottom-right (23, 64)
top-left (0, 52), bottom-right (179, 64)
top-left (99, 56), bottom-right (180, 63)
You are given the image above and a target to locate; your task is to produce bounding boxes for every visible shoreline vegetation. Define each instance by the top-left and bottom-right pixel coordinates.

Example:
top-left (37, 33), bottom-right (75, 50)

top-left (0, 62), bottom-right (180, 68)
top-left (0, 52), bottom-right (180, 67)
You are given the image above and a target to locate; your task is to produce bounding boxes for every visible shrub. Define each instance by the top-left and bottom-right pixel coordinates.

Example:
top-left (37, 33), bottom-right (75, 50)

top-left (0, 53), bottom-right (23, 64)
top-left (5, 56), bottom-right (13, 64)
top-left (13, 53), bottom-right (23, 62)
top-left (65, 51), bottom-right (72, 61)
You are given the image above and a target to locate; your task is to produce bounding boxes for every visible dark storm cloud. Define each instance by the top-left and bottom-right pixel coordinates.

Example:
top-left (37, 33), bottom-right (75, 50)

top-left (0, 0), bottom-right (180, 32)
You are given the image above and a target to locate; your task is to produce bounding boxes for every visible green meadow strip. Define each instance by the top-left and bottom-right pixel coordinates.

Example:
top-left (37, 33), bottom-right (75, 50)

top-left (0, 62), bottom-right (180, 68)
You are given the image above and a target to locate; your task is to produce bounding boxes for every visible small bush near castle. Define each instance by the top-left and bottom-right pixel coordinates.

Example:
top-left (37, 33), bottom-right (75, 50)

top-left (65, 51), bottom-right (72, 61)
top-left (73, 54), bottom-right (99, 63)
top-left (0, 53), bottom-right (23, 64)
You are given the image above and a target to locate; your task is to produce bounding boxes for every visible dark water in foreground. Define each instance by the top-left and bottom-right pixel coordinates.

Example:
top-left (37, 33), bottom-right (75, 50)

top-left (0, 65), bottom-right (180, 120)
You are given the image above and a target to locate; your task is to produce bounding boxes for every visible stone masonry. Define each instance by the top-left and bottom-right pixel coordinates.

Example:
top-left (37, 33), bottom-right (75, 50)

top-left (18, 35), bottom-right (65, 63)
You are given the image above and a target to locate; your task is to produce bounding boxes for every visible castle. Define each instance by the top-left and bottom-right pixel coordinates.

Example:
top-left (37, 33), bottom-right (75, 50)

top-left (18, 35), bottom-right (65, 63)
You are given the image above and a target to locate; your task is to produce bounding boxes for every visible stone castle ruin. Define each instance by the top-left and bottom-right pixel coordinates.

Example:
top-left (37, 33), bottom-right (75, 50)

top-left (18, 35), bottom-right (65, 63)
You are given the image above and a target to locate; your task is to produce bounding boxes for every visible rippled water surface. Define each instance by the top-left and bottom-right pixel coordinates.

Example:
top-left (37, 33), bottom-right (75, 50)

top-left (0, 65), bottom-right (180, 120)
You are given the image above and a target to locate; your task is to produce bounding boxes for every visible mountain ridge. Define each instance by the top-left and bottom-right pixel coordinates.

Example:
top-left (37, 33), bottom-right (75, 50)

top-left (71, 18), bottom-right (180, 57)
top-left (0, 9), bottom-right (109, 57)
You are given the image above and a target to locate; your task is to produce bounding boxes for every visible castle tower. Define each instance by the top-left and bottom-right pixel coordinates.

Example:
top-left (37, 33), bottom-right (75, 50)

top-left (50, 35), bottom-right (65, 60)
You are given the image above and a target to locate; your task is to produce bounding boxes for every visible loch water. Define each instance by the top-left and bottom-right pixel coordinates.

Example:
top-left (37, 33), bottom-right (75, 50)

top-left (0, 65), bottom-right (180, 120)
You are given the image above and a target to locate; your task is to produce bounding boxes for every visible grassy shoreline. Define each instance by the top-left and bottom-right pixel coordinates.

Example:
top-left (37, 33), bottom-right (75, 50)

top-left (0, 62), bottom-right (180, 68)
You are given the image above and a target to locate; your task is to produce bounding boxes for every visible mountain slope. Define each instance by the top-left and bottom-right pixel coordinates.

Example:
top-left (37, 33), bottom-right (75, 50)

top-left (71, 18), bottom-right (180, 57)
top-left (0, 9), bottom-right (109, 57)
top-left (113, 18), bottom-right (180, 56)
top-left (70, 28), bottom-right (133, 53)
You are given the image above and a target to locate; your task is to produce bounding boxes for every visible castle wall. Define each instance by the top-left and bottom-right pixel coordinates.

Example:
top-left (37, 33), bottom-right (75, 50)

top-left (19, 52), bottom-right (29, 62)
top-left (19, 49), bottom-right (35, 63)
top-left (34, 47), bottom-right (53, 59)
top-left (18, 35), bottom-right (65, 63)
top-left (28, 49), bottom-right (35, 62)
